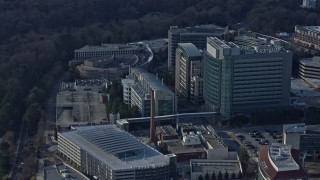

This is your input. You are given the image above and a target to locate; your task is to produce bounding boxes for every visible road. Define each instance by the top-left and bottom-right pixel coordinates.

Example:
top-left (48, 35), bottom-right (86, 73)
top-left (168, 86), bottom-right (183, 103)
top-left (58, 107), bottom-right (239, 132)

top-left (10, 76), bottom-right (63, 180)
top-left (9, 117), bottom-right (27, 180)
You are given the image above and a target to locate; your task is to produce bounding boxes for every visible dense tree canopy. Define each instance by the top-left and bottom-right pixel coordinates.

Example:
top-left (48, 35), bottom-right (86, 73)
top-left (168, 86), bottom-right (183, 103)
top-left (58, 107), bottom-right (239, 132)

top-left (0, 0), bottom-right (319, 178)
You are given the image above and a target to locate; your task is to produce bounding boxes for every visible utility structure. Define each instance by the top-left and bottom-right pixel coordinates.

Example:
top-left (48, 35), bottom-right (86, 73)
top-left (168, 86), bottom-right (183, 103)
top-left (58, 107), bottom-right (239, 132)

top-left (150, 89), bottom-right (156, 143)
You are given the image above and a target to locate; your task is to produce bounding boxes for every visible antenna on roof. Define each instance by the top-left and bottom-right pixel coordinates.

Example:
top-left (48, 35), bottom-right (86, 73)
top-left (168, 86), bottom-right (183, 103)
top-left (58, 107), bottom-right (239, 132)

top-left (162, 78), bottom-right (164, 85)
top-left (143, 149), bottom-right (146, 159)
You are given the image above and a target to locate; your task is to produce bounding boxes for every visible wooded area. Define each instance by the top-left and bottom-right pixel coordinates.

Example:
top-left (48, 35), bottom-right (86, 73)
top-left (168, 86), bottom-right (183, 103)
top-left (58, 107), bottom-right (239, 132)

top-left (0, 0), bottom-right (319, 178)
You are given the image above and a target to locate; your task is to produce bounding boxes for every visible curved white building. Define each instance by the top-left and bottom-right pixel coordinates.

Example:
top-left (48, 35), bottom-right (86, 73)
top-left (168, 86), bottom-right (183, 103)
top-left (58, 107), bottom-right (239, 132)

top-left (258, 143), bottom-right (308, 180)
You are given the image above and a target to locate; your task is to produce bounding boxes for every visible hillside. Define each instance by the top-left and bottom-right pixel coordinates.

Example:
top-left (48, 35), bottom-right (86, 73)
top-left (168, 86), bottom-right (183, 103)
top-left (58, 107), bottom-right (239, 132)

top-left (0, 0), bottom-right (319, 178)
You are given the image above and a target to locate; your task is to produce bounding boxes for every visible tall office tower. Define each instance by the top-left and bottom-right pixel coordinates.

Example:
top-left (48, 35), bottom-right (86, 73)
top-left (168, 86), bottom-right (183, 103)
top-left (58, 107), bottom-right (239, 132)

top-left (168, 25), bottom-right (226, 71)
top-left (203, 37), bottom-right (292, 120)
top-left (175, 43), bottom-right (203, 105)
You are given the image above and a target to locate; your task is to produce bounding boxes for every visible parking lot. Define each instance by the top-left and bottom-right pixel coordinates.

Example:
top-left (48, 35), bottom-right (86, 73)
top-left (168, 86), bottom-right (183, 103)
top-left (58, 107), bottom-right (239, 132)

top-left (232, 125), bottom-right (283, 160)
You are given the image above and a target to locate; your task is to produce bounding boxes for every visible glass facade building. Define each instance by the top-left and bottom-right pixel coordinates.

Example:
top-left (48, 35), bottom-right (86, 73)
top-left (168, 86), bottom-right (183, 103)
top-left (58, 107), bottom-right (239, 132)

top-left (203, 37), bottom-right (292, 120)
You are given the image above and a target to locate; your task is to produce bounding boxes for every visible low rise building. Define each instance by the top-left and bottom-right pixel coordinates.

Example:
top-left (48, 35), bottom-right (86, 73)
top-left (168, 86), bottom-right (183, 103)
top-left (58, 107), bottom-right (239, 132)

top-left (294, 26), bottom-right (320, 50)
top-left (258, 143), bottom-right (308, 180)
top-left (299, 56), bottom-right (320, 89)
top-left (283, 123), bottom-right (320, 156)
top-left (190, 159), bottom-right (242, 180)
top-left (201, 134), bottom-right (237, 160)
top-left (76, 55), bottom-right (141, 81)
top-left (74, 43), bottom-right (144, 59)
top-left (299, 56), bottom-right (320, 79)
top-left (166, 140), bottom-right (207, 162)
top-left (156, 125), bottom-right (179, 142)
top-left (58, 125), bottom-right (177, 180)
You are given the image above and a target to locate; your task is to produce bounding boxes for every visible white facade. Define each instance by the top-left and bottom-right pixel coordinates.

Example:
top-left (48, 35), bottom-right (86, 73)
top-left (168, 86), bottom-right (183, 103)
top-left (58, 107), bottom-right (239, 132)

top-left (268, 143), bottom-right (299, 172)
top-left (121, 78), bottom-right (135, 105)
top-left (182, 132), bottom-right (201, 146)
top-left (58, 125), bottom-right (175, 180)
top-left (190, 159), bottom-right (242, 180)
top-left (127, 68), bottom-right (177, 117)
top-left (175, 43), bottom-right (203, 104)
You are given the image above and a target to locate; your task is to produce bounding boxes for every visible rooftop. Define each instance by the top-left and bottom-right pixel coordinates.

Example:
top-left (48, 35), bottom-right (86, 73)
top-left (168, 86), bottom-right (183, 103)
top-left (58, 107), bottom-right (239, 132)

top-left (268, 143), bottom-right (299, 171)
top-left (306, 124), bottom-right (320, 133)
top-left (59, 125), bottom-right (169, 170)
top-left (190, 159), bottom-right (241, 174)
top-left (178, 43), bottom-right (202, 58)
top-left (131, 68), bottom-right (174, 93)
top-left (202, 134), bottom-right (225, 149)
top-left (156, 125), bottom-right (178, 136)
top-left (304, 26), bottom-right (320, 34)
top-left (75, 44), bottom-right (141, 52)
top-left (300, 56), bottom-right (320, 68)
top-left (259, 145), bottom-right (307, 179)
top-left (56, 91), bottom-right (107, 127)
top-left (291, 78), bottom-right (320, 97)
top-left (283, 123), bottom-right (306, 133)
top-left (235, 35), bottom-right (283, 53)
top-left (75, 79), bottom-right (108, 87)
top-left (83, 55), bottom-right (140, 69)
top-left (166, 140), bottom-right (206, 154)
top-left (121, 78), bottom-right (135, 85)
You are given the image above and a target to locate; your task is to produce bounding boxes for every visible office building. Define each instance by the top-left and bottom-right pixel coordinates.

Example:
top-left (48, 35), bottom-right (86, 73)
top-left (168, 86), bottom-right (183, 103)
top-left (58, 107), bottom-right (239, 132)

top-left (175, 43), bottom-right (203, 105)
top-left (294, 26), bottom-right (320, 50)
top-left (168, 25), bottom-right (226, 71)
top-left (58, 125), bottom-right (176, 180)
top-left (203, 37), bottom-right (292, 119)
top-left (124, 68), bottom-right (177, 117)
top-left (258, 143), bottom-right (308, 180)
top-left (301, 0), bottom-right (317, 9)
top-left (121, 78), bottom-right (135, 105)
top-left (74, 44), bottom-right (144, 59)
top-left (283, 123), bottom-right (320, 155)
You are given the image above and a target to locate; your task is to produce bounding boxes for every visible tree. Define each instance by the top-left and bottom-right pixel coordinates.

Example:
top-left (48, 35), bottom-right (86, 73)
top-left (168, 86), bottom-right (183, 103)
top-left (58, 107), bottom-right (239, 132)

top-left (231, 172), bottom-right (236, 179)
top-left (198, 175), bottom-right (203, 180)
top-left (0, 142), bottom-right (10, 152)
top-left (0, 153), bottom-right (11, 177)
top-left (205, 172), bottom-right (210, 180)
top-left (238, 171), bottom-right (243, 179)
top-left (130, 105), bottom-right (140, 118)
top-left (24, 103), bottom-right (42, 134)
top-left (218, 171), bottom-right (222, 179)
top-left (224, 171), bottom-right (229, 179)
top-left (212, 172), bottom-right (216, 180)
top-left (239, 147), bottom-right (249, 163)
